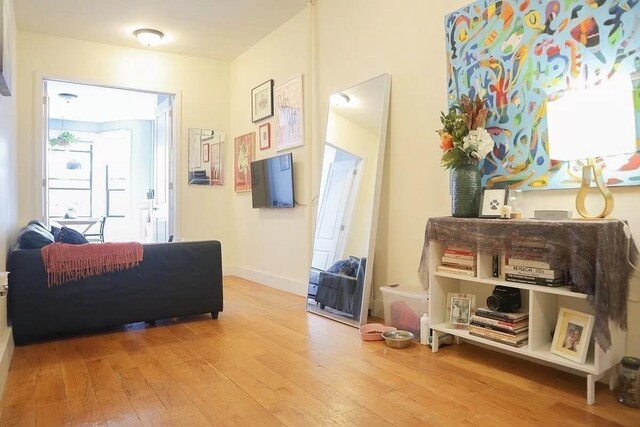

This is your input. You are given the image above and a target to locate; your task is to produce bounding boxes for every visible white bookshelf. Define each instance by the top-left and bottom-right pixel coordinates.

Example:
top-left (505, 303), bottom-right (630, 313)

top-left (428, 242), bottom-right (625, 405)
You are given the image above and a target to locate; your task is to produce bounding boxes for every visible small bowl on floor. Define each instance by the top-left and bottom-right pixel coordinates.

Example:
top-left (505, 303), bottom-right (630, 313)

top-left (381, 330), bottom-right (414, 348)
top-left (359, 323), bottom-right (396, 341)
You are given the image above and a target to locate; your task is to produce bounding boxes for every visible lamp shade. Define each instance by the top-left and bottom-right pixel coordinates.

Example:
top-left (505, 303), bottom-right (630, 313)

top-left (546, 76), bottom-right (637, 161)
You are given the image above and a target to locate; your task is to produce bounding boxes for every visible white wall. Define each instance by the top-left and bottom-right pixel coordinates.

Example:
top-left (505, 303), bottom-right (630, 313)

top-left (227, 8), bottom-right (311, 295)
top-left (315, 0), bottom-right (640, 354)
top-left (0, 0), bottom-right (17, 403)
top-left (16, 32), bottom-right (232, 253)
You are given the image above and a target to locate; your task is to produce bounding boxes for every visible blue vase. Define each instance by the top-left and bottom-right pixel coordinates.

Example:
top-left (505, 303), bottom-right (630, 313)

top-left (451, 160), bottom-right (481, 218)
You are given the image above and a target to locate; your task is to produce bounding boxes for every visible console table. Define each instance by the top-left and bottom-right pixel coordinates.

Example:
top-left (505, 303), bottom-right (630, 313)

top-left (419, 217), bottom-right (637, 405)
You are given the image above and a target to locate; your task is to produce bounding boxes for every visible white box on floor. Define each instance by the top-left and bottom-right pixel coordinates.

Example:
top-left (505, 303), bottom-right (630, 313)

top-left (380, 285), bottom-right (429, 338)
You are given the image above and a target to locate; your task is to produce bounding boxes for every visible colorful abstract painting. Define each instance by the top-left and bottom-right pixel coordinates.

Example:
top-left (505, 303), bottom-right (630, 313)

top-left (445, 0), bottom-right (640, 190)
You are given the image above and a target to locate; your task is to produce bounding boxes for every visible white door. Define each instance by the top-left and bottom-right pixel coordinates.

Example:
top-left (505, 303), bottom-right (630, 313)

top-left (151, 98), bottom-right (172, 243)
top-left (311, 159), bottom-right (358, 270)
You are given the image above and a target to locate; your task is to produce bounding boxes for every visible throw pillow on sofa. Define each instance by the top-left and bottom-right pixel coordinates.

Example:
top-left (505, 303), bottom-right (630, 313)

top-left (17, 222), bottom-right (55, 249)
top-left (55, 227), bottom-right (89, 245)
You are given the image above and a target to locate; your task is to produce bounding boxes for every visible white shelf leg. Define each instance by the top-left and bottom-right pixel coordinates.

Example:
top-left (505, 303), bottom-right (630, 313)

top-left (432, 330), bottom-right (440, 353)
top-left (587, 374), bottom-right (595, 405)
top-left (608, 369), bottom-right (617, 391)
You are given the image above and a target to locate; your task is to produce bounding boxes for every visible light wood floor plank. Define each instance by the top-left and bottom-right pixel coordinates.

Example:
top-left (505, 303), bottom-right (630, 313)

top-left (1, 276), bottom-right (639, 427)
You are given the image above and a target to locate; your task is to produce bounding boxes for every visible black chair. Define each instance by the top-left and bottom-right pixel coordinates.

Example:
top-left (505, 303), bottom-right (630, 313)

top-left (84, 216), bottom-right (106, 242)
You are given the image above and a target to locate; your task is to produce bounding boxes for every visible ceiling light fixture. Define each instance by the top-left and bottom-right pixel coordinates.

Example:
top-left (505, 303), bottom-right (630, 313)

top-left (330, 93), bottom-right (350, 107)
top-left (58, 93), bottom-right (78, 103)
top-left (134, 28), bottom-right (164, 47)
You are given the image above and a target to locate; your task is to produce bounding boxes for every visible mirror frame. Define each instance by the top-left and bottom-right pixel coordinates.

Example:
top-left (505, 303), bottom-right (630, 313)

top-left (306, 73), bottom-right (392, 327)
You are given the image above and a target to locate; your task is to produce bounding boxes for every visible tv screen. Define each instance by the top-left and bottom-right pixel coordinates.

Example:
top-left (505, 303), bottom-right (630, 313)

top-left (251, 153), bottom-right (294, 208)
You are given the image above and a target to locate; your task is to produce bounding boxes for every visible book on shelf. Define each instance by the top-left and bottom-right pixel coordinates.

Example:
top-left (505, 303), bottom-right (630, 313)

top-left (442, 252), bottom-right (476, 260)
top-left (475, 307), bottom-right (528, 323)
top-left (443, 247), bottom-right (476, 257)
top-left (470, 315), bottom-right (528, 330)
top-left (468, 325), bottom-right (528, 342)
top-left (469, 331), bottom-right (528, 348)
top-left (441, 256), bottom-right (476, 267)
top-left (436, 265), bottom-right (477, 277)
top-left (505, 273), bottom-right (564, 287)
top-left (440, 262), bottom-right (475, 271)
top-left (506, 257), bottom-right (557, 270)
top-left (503, 265), bottom-right (563, 279)
top-left (470, 321), bottom-right (528, 335)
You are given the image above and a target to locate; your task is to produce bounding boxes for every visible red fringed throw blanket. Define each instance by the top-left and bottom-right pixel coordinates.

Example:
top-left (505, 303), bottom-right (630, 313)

top-left (41, 242), bottom-right (144, 287)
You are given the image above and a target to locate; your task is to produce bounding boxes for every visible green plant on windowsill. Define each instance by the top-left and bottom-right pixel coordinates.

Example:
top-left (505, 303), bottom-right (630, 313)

top-left (49, 131), bottom-right (79, 149)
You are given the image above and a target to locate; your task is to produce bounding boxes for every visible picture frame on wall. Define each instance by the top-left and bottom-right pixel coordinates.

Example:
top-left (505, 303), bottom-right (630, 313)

top-left (210, 135), bottom-right (224, 186)
top-left (447, 293), bottom-right (475, 329)
top-left (234, 132), bottom-right (255, 192)
top-left (479, 188), bottom-right (508, 218)
top-left (275, 74), bottom-right (304, 151)
top-left (202, 143), bottom-right (210, 163)
top-left (551, 308), bottom-right (594, 364)
top-left (251, 79), bottom-right (274, 123)
top-left (259, 122), bottom-right (271, 150)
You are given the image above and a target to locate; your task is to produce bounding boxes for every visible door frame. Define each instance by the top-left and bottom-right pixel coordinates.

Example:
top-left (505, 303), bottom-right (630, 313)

top-left (34, 73), bottom-right (181, 239)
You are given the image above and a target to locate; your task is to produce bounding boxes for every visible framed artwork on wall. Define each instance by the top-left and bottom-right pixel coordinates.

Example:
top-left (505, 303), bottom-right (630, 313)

top-left (551, 308), bottom-right (594, 364)
top-left (259, 122), bottom-right (271, 150)
top-left (252, 79), bottom-right (274, 123)
top-left (275, 74), bottom-right (304, 151)
top-left (234, 132), bottom-right (255, 192)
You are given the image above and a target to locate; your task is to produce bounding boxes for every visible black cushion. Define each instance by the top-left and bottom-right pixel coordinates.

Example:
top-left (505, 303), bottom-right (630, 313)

top-left (55, 227), bottom-right (89, 244)
top-left (50, 226), bottom-right (61, 241)
top-left (17, 223), bottom-right (54, 249)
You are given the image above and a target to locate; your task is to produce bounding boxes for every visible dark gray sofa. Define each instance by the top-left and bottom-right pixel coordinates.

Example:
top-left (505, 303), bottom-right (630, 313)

top-left (8, 240), bottom-right (223, 345)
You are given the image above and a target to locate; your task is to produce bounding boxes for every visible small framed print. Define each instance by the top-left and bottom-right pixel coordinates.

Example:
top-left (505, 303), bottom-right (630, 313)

top-left (447, 293), bottom-right (475, 328)
top-left (551, 308), bottom-right (594, 364)
top-left (259, 123), bottom-right (271, 150)
top-left (279, 153), bottom-right (291, 171)
top-left (252, 79), bottom-right (274, 123)
top-left (479, 188), bottom-right (508, 218)
top-left (202, 143), bottom-right (210, 163)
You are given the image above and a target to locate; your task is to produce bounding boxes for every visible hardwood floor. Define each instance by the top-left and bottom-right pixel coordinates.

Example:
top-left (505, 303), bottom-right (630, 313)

top-left (1, 276), bottom-right (639, 426)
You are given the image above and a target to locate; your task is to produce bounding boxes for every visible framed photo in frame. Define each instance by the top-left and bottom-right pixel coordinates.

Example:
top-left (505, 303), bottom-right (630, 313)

top-left (234, 132), bottom-right (255, 192)
top-left (551, 308), bottom-right (594, 364)
top-left (447, 293), bottom-right (475, 329)
top-left (275, 74), bottom-right (304, 151)
top-left (252, 79), bottom-right (274, 123)
top-left (479, 188), bottom-right (508, 218)
top-left (202, 143), bottom-right (210, 163)
top-left (259, 122), bottom-right (271, 150)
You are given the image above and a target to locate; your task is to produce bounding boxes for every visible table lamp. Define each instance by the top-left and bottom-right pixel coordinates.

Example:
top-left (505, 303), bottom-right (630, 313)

top-left (546, 76), bottom-right (637, 218)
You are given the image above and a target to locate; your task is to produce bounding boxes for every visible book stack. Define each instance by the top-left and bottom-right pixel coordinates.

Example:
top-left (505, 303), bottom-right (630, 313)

top-left (469, 307), bottom-right (529, 348)
top-left (437, 247), bottom-right (476, 277)
top-left (503, 258), bottom-right (565, 287)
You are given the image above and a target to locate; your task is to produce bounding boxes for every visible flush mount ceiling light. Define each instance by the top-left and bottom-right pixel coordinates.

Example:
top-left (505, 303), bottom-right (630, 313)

top-left (58, 93), bottom-right (78, 103)
top-left (330, 93), bottom-right (350, 107)
top-left (134, 28), bottom-right (164, 47)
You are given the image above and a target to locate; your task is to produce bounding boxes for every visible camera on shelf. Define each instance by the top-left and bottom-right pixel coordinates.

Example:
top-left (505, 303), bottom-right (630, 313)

top-left (487, 285), bottom-right (521, 312)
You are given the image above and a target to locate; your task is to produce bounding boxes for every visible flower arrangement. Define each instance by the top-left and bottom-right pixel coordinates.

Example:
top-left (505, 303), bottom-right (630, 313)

top-left (437, 95), bottom-right (494, 170)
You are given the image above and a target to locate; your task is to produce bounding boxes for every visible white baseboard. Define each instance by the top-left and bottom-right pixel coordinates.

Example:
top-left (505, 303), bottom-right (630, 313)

top-left (0, 328), bottom-right (14, 403)
top-left (225, 265), bottom-right (307, 297)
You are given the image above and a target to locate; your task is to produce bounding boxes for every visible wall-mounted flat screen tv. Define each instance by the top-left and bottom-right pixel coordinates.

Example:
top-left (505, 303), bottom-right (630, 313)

top-left (251, 153), bottom-right (294, 208)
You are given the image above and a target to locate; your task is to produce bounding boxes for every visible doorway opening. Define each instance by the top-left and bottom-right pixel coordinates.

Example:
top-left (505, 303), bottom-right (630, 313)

top-left (43, 79), bottom-right (176, 243)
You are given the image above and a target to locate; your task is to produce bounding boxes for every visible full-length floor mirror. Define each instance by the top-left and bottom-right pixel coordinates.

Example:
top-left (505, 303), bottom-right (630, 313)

top-left (306, 74), bottom-right (391, 326)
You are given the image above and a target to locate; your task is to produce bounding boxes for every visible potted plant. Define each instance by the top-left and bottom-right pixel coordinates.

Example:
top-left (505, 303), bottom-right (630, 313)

top-left (49, 131), bottom-right (79, 149)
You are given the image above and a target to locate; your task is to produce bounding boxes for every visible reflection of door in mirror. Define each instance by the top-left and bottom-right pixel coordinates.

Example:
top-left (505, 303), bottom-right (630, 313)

top-left (306, 74), bottom-right (391, 327)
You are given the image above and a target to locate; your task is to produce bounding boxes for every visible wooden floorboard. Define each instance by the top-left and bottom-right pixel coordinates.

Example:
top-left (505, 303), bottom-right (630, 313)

top-left (2, 276), bottom-right (640, 426)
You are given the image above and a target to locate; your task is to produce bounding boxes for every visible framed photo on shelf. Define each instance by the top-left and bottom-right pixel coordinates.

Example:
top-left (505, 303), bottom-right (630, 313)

top-left (479, 188), bottom-right (508, 218)
top-left (251, 79), bottom-right (274, 123)
top-left (551, 308), bottom-right (594, 364)
top-left (275, 74), bottom-right (304, 151)
top-left (447, 293), bottom-right (476, 328)
top-left (259, 122), bottom-right (271, 150)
